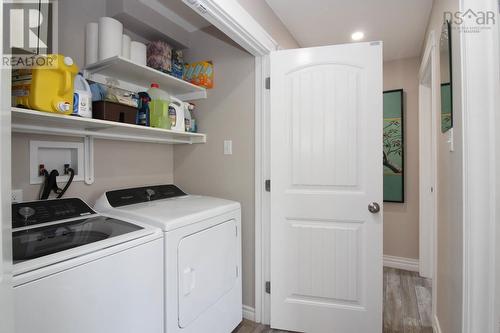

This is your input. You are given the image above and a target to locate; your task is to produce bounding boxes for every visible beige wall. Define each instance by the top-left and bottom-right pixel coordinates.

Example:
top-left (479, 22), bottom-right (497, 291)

top-left (12, 134), bottom-right (174, 204)
top-left (383, 57), bottom-right (420, 260)
top-left (173, 27), bottom-right (256, 307)
top-left (236, 0), bottom-right (299, 49)
top-left (424, 0), bottom-right (463, 332)
top-left (12, 0), bottom-right (175, 204)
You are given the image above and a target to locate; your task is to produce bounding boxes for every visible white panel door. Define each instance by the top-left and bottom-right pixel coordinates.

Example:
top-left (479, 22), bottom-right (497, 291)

top-left (270, 42), bottom-right (383, 333)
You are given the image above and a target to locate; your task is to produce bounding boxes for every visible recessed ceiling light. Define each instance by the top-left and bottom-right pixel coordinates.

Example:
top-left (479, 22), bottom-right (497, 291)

top-left (351, 31), bottom-right (365, 41)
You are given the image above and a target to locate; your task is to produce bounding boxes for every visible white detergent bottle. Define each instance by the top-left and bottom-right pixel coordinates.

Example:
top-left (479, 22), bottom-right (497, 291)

top-left (168, 97), bottom-right (185, 131)
top-left (73, 73), bottom-right (93, 118)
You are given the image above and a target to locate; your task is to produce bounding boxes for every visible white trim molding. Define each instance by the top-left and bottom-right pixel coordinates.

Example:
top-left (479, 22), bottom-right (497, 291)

top-left (181, 0), bottom-right (277, 325)
top-left (383, 255), bottom-right (420, 272)
top-left (433, 315), bottom-right (442, 333)
top-left (242, 305), bottom-right (256, 322)
top-left (418, 30), bottom-right (439, 323)
top-left (460, 0), bottom-right (499, 332)
top-left (182, 0), bottom-right (278, 56)
top-left (418, 30), bottom-right (438, 281)
top-left (254, 55), bottom-right (271, 325)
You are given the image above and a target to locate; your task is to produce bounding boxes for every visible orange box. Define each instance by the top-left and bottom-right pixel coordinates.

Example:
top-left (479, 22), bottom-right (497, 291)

top-left (183, 61), bottom-right (213, 89)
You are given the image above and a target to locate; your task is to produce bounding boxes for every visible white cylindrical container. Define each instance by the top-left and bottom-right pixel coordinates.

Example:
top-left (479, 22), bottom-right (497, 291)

top-left (98, 17), bottom-right (123, 61)
top-left (85, 22), bottom-right (98, 65)
top-left (121, 34), bottom-right (131, 59)
top-left (130, 41), bottom-right (147, 66)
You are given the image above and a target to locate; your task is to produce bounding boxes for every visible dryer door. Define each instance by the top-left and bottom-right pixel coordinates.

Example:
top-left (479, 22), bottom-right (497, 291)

top-left (178, 219), bottom-right (238, 328)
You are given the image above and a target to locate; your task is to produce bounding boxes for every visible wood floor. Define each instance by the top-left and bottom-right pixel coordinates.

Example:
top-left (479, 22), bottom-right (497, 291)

top-left (233, 268), bottom-right (432, 333)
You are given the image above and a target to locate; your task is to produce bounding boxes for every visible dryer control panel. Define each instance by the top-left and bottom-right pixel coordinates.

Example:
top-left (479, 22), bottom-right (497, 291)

top-left (105, 184), bottom-right (187, 207)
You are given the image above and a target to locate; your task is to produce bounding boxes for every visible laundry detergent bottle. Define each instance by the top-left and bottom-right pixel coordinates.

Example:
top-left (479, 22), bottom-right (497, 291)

top-left (168, 97), bottom-right (185, 131)
top-left (148, 83), bottom-right (171, 129)
top-left (73, 73), bottom-right (92, 118)
top-left (15, 55), bottom-right (79, 114)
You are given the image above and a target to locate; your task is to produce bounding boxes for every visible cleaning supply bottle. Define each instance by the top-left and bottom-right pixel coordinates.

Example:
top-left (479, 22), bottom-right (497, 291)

top-left (184, 102), bottom-right (193, 132)
top-left (148, 83), bottom-right (171, 129)
top-left (136, 92), bottom-right (151, 126)
top-left (73, 73), bottom-right (93, 118)
top-left (168, 97), bottom-right (185, 131)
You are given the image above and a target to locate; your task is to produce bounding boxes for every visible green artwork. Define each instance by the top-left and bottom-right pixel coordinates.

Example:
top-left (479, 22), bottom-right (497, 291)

top-left (383, 90), bottom-right (404, 203)
top-left (441, 83), bottom-right (452, 132)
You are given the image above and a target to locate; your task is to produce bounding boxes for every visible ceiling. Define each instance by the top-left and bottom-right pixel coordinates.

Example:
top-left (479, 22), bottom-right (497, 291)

top-left (265, 0), bottom-right (434, 61)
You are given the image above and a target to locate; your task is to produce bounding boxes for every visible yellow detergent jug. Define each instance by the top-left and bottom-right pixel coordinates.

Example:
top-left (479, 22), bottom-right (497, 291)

top-left (13, 55), bottom-right (79, 114)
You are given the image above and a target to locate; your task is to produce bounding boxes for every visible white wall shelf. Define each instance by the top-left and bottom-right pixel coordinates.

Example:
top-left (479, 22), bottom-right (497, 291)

top-left (83, 56), bottom-right (207, 101)
top-left (11, 108), bottom-right (207, 145)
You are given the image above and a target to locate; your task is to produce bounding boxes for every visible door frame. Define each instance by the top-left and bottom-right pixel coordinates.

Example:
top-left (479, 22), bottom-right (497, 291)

top-left (418, 30), bottom-right (438, 298)
top-left (0, 0), bottom-right (14, 330)
top-left (418, 31), bottom-right (438, 329)
top-left (459, 0), bottom-right (499, 332)
top-left (182, 0), bottom-right (277, 324)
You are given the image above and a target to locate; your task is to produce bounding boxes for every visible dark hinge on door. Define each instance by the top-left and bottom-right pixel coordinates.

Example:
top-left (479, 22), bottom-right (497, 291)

top-left (265, 77), bottom-right (270, 90)
top-left (265, 281), bottom-right (271, 294)
top-left (265, 179), bottom-right (271, 192)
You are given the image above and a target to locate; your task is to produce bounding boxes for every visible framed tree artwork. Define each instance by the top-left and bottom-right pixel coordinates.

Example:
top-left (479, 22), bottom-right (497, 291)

top-left (383, 89), bottom-right (404, 202)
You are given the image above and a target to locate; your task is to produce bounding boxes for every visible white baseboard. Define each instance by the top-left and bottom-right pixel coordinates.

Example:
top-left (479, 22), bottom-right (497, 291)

top-left (242, 305), bottom-right (255, 322)
top-left (383, 255), bottom-right (419, 272)
top-left (433, 315), bottom-right (442, 333)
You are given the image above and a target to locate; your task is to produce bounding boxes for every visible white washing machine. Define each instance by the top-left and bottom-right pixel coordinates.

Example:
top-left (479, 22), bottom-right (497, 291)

top-left (95, 185), bottom-right (242, 333)
top-left (12, 198), bottom-right (164, 333)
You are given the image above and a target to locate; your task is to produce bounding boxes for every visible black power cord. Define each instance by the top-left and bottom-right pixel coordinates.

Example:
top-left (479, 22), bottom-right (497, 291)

top-left (56, 168), bottom-right (74, 199)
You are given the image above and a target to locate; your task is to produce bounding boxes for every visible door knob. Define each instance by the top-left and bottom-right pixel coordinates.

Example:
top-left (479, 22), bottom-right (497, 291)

top-left (368, 202), bottom-right (380, 213)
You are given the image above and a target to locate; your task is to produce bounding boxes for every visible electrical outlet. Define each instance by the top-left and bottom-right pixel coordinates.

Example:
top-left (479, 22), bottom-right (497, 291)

top-left (11, 189), bottom-right (23, 203)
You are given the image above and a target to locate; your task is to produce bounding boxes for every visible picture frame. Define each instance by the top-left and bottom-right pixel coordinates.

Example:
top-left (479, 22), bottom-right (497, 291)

top-left (383, 89), bottom-right (404, 203)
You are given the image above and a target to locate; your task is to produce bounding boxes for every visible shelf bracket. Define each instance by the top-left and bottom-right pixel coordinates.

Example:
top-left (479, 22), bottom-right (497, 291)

top-left (84, 136), bottom-right (95, 185)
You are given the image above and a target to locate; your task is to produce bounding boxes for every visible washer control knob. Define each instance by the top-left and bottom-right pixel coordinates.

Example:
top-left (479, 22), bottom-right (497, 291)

top-left (145, 189), bottom-right (155, 201)
top-left (18, 207), bottom-right (36, 221)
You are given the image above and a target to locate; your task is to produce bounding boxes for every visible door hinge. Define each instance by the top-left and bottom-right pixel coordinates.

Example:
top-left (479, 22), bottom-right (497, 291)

top-left (265, 77), bottom-right (270, 89)
top-left (265, 281), bottom-right (271, 294)
top-left (235, 226), bottom-right (238, 237)
top-left (265, 179), bottom-right (271, 192)
top-left (236, 266), bottom-right (239, 277)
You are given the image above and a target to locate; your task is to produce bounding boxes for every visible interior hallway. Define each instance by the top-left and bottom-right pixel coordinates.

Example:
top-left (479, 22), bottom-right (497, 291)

top-left (233, 268), bottom-right (433, 333)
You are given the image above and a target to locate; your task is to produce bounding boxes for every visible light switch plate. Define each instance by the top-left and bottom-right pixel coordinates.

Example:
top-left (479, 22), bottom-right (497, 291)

top-left (224, 140), bottom-right (233, 155)
top-left (447, 128), bottom-right (454, 152)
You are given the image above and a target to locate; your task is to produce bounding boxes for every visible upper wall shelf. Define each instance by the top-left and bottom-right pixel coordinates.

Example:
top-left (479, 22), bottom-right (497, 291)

top-left (11, 108), bottom-right (207, 145)
top-left (83, 56), bottom-right (207, 101)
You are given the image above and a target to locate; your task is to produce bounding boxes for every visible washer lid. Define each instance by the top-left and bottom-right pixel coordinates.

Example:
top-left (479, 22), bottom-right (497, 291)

top-left (96, 188), bottom-right (240, 232)
top-left (12, 216), bottom-right (143, 264)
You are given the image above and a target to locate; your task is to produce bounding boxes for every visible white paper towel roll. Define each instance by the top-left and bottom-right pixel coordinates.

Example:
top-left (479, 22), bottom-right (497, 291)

top-left (98, 17), bottom-right (123, 61)
top-left (130, 41), bottom-right (147, 66)
top-left (121, 34), bottom-right (131, 59)
top-left (85, 22), bottom-right (98, 65)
